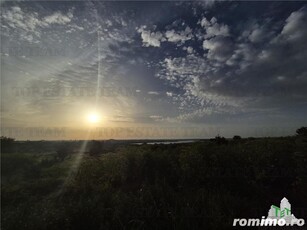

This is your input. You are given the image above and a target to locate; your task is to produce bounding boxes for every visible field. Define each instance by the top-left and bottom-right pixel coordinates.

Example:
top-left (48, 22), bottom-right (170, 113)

top-left (1, 135), bottom-right (307, 229)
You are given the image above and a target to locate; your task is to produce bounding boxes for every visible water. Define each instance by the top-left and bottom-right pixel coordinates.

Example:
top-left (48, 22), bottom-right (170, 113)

top-left (133, 140), bottom-right (196, 145)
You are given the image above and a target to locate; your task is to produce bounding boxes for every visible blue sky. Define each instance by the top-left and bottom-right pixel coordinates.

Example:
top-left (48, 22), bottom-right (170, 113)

top-left (1, 1), bottom-right (307, 139)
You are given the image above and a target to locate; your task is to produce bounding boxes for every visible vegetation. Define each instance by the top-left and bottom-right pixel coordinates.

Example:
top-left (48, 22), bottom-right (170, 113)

top-left (211, 135), bottom-right (228, 145)
top-left (1, 130), bottom-right (307, 229)
top-left (1, 136), bottom-right (15, 153)
top-left (88, 140), bottom-right (105, 156)
top-left (232, 135), bottom-right (242, 140)
top-left (296, 127), bottom-right (307, 137)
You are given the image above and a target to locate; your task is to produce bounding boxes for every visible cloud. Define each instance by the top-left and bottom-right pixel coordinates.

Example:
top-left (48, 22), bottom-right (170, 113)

top-left (280, 6), bottom-right (307, 41)
top-left (148, 91), bottom-right (160, 95)
top-left (1, 6), bottom-right (74, 43)
top-left (200, 16), bottom-right (233, 62)
top-left (165, 26), bottom-right (193, 44)
top-left (166, 92), bottom-right (173, 97)
top-left (2, 6), bottom-right (73, 30)
top-left (200, 17), bottom-right (229, 38)
top-left (150, 115), bottom-right (162, 120)
top-left (156, 6), bottom-right (307, 123)
top-left (44, 12), bottom-right (73, 25)
top-left (137, 24), bottom-right (193, 47)
top-left (239, 22), bottom-right (273, 44)
top-left (2, 6), bottom-right (46, 32)
top-left (137, 26), bottom-right (164, 47)
top-left (248, 27), bottom-right (265, 43)
top-left (203, 36), bottom-right (233, 62)
top-left (158, 54), bottom-right (240, 114)
top-left (182, 46), bottom-right (195, 54)
top-left (226, 43), bottom-right (255, 69)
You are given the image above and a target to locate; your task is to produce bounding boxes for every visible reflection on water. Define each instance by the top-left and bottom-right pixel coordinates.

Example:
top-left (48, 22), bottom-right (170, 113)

top-left (133, 140), bottom-right (196, 145)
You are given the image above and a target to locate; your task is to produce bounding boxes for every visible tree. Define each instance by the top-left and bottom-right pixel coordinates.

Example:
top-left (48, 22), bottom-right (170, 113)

top-left (214, 135), bottom-right (228, 145)
top-left (296, 127), bottom-right (307, 137)
top-left (0, 136), bottom-right (15, 152)
top-left (233, 135), bottom-right (242, 141)
top-left (1, 136), bottom-right (15, 145)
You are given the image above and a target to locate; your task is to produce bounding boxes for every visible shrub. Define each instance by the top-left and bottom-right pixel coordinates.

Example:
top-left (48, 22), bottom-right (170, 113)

top-left (1, 136), bottom-right (15, 153)
top-left (214, 135), bottom-right (228, 145)
top-left (233, 135), bottom-right (242, 140)
top-left (296, 127), bottom-right (307, 137)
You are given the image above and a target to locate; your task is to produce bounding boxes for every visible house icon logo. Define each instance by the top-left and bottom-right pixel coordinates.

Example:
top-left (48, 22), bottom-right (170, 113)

top-left (233, 197), bottom-right (305, 227)
top-left (268, 197), bottom-right (298, 225)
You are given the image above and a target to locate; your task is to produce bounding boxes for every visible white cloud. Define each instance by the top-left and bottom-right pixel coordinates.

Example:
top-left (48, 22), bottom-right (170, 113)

top-left (158, 54), bottom-right (242, 115)
top-left (44, 12), bottom-right (73, 25)
top-left (226, 43), bottom-right (255, 69)
top-left (186, 46), bottom-right (194, 54)
top-left (165, 26), bottom-right (193, 43)
top-left (166, 92), bottom-right (173, 97)
top-left (203, 37), bottom-right (233, 62)
top-left (2, 6), bottom-right (46, 32)
top-left (1, 6), bottom-right (75, 43)
top-left (137, 26), bottom-right (164, 47)
top-left (248, 28), bottom-right (265, 43)
top-left (200, 17), bottom-right (229, 38)
top-left (2, 7), bottom-right (73, 31)
top-left (281, 7), bottom-right (307, 41)
top-left (150, 115), bottom-right (162, 120)
top-left (240, 22), bottom-right (273, 44)
top-left (277, 76), bottom-right (286, 81)
top-left (148, 91), bottom-right (160, 95)
top-left (155, 8), bottom-right (307, 120)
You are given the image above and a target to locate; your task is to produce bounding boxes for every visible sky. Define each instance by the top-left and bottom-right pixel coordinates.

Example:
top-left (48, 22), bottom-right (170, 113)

top-left (1, 1), bottom-right (307, 140)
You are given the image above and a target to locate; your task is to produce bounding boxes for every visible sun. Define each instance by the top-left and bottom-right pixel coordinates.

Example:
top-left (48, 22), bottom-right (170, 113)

top-left (87, 112), bottom-right (100, 124)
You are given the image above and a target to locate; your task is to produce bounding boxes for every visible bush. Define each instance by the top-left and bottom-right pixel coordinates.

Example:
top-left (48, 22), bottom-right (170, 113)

top-left (296, 127), bottom-right (307, 137)
top-left (233, 135), bottom-right (242, 140)
top-left (1, 136), bottom-right (15, 153)
top-left (213, 135), bottom-right (228, 145)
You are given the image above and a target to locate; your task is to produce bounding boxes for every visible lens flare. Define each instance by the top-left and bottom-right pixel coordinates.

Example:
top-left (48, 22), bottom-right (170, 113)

top-left (87, 112), bottom-right (100, 123)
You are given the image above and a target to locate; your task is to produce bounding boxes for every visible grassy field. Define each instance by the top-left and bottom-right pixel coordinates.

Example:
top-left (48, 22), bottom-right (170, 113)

top-left (1, 136), bottom-right (307, 229)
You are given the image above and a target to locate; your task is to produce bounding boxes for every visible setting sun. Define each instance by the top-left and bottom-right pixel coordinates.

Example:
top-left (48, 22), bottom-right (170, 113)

top-left (87, 112), bottom-right (100, 124)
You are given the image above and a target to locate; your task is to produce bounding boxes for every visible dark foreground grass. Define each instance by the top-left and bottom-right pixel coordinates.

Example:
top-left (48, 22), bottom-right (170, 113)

top-left (1, 137), bottom-right (307, 229)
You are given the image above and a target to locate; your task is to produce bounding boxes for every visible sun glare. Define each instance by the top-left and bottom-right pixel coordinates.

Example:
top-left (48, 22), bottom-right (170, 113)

top-left (87, 112), bottom-right (100, 124)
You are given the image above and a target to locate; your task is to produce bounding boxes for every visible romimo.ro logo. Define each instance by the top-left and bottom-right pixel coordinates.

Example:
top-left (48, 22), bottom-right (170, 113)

top-left (233, 197), bottom-right (305, 227)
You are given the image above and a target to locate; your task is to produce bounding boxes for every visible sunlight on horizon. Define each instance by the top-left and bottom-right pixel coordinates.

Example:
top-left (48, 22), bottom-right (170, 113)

top-left (86, 111), bottom-right (102, 124)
